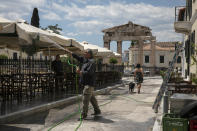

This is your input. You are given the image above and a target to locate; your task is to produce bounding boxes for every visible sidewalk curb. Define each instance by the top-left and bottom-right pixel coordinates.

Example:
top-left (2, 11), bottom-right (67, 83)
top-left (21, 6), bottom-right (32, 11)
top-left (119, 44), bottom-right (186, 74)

top-left (152, 98), bottom-right (163, 131)
top-left (0, 83), bottom-right (124, 124)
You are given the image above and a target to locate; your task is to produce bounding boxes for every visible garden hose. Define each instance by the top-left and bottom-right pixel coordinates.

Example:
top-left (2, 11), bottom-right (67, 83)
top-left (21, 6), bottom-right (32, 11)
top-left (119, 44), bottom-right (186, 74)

top-left (47, 60), bottom-right (152, 130)
top-left (67, 60), bottom-right (82, 131)
top-left (47, 59), bottom-right (82, 131)
top-left (47, 92), bottom-right (115, 131)
top-left (47, 92), bottom-right (151, 131)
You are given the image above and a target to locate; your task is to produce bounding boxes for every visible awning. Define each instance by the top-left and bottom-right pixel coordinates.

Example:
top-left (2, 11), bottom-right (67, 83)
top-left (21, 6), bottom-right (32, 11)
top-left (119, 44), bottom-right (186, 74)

top-left (80, 41), bottom-right (114, 57)
top-left (0, 17), bottom-right (83, 55)
top-left (0, 17), bottom-right (15, 34)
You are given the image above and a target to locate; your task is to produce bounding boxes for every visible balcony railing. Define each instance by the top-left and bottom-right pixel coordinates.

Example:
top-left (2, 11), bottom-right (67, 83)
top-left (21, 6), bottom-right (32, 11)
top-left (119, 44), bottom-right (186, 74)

top-left (174, 6), bottom-right (192, 34)
top-left (175, 6), bottom-right (187, 22)
top-left (175, 6), bottom-right (192, 22)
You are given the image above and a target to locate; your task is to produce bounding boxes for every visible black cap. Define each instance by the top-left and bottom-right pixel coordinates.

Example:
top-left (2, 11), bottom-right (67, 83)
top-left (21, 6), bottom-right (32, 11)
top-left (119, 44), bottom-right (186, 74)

top-left (87, 49), bottom-right (93, 58)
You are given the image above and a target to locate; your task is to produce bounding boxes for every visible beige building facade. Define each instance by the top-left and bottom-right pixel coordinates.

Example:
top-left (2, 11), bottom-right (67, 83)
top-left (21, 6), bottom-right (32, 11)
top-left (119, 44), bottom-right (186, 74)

top-left (174, 0), bottom-right (197, 78)
top-left (0, 48), bottom-right (49, 60)
top-left (129, 42), bottom-right (182, 74)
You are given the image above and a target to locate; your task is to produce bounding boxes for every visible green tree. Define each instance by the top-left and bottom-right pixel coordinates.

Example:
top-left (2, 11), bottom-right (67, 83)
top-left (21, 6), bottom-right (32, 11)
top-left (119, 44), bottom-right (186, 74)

top-left (43, 24), bottom-right (62, 34)
top-left (31, 8), bottom-right (40, 28)
top-left (0, 54), bottom-right (8, 59)
top-left (109, 58), bottom-right (118, 64)
top-left (130, 40), bottom-right (137, 47)
top-left (160, 70), bottom-right (166, 79)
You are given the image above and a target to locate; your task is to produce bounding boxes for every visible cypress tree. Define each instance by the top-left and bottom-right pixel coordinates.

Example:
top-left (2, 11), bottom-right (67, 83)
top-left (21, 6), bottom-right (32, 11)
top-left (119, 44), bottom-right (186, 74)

top-left (31, 8), bottom-right (40, 28)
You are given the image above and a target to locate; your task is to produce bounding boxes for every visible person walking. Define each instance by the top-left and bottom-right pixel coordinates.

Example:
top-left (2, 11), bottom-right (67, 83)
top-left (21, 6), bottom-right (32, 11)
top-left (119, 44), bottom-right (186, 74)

top-left (134, 64), bottom-right (143, 94)
top-left (68, 49), bottom-right (101, 120)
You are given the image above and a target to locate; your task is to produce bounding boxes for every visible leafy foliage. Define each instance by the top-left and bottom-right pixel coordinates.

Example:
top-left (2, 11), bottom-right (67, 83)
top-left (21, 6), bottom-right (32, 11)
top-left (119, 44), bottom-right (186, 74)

top-left (0, 54), bottom-right (8, 59)
top-left (109, 58), bottom-right (118, 64)
top-left (190, 43), bottom-right (197, 69)
top-left (130, 40), bottom-right (137, 47)
top-left (160, 70), bottom-right (166, 79)
top-left (31, 8), bottom-right (40, 28)
top-left (191, 55), bottom-right (197, 65)
top-left (192, 77), bottom-right (197, 85)
top-left (42, 24), bottom-right (62, 34)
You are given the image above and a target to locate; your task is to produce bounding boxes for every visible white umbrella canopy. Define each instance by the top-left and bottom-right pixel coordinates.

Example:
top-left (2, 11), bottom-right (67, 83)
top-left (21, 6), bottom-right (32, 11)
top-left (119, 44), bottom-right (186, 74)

top-left (0, 17), bottom-right (83, 55)
top-left (0, 17), bottom-right (15, 33)
top-left (95, 46), bottom-right (113, 57)
top-left (51, 33), bottom-right (83, 51)
top-left (0, 17), bottom-right (20, 50)
top-left (112, 52), bottom-right (121, 57)
top-left (80, 41), bottom-right (98, 53)
top-left (16, 23), bottom-right (76, 49)
top-left (80, 41), bottom-right (114, 57)
top-left (17, 23), bottom-right (83, 49)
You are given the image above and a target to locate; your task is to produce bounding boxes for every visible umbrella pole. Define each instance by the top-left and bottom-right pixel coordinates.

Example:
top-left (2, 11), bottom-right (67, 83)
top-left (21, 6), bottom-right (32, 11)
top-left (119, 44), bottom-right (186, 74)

top-left (96, 58), bottom-right (98, 72)
top-left (72, 56), bottom-right (74, 73)
top-left (20, 51), bottom-right (22, 74)
top-left (48, 47), bottom-right (51, 72)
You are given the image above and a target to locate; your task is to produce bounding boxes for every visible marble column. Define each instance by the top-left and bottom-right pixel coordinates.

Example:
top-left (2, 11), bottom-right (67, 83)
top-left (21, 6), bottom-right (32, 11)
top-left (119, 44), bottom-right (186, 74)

top-left (117, 41), bottom-right (122, 55)
top-left (150, 40), bottom-right (156, 75)
top-left (138, 40), bottom-right (143, 65)
top-left (151, 40), bottom-right (156, 67)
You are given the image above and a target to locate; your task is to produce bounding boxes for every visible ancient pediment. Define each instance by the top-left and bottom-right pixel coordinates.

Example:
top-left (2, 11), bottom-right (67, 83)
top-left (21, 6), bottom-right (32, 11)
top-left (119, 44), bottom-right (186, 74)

top-left (102, 21), bottom-right (152, 36)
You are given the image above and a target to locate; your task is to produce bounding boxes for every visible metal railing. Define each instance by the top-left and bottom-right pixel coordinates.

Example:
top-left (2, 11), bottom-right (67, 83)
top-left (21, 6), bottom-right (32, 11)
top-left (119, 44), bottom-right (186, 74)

top-left (0, 58), bottom-right (51, 75)
top-left (175, 6), bottom-right (192, 22)
top-left (175, 6), bottom-right (186, 22)
top-left (0, 58), bottom-right (123, 104)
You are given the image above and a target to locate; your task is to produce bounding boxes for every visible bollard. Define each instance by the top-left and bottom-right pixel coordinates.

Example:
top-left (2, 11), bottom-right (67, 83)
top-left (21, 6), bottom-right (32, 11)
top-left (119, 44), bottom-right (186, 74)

top-left (163, 92), bottom-right (169, 114)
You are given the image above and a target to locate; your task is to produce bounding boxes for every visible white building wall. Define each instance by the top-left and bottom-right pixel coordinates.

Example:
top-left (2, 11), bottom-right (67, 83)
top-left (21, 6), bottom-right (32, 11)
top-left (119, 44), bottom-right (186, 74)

top-left (0, 48), bottom-right (44, 59)
top-left (155, 51), bottom-right (170, 67)
top-left (155, 50), bottom-right (182, 68)
top-left (192, 0), bottom-right (197, 17)
top-left (190, 0), bottom-right (197, 74)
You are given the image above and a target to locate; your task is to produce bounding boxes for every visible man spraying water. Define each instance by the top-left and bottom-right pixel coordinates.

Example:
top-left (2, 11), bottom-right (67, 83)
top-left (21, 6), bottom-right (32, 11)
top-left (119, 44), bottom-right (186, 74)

top-left (67, 49), bottom-right (101, 120)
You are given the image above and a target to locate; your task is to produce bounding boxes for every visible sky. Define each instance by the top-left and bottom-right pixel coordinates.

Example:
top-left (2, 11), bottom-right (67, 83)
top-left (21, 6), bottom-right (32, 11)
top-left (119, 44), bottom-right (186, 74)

top-left (0, 0), bottom-right (186, 53)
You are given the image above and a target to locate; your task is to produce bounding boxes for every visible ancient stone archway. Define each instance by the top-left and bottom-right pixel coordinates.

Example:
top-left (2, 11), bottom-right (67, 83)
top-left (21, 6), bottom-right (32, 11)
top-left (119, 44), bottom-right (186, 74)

top-left (102, 21), bottom-right (156, 65)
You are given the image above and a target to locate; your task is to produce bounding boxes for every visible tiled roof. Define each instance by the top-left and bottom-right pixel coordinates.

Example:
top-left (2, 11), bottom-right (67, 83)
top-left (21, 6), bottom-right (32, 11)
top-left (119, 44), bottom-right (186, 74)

top-left (130, 44), bottom-right (175, 51)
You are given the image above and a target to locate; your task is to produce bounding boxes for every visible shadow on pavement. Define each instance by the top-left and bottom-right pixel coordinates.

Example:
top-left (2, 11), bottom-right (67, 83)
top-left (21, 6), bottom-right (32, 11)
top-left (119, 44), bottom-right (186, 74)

top-left (0, 125), bottom-right (30, 131)
top-left (93, 116), bottom-right (114, 123)
top-left (8, 110), bottom-right (49, 125)
top-left (114, 87), bottom-right (125, 90)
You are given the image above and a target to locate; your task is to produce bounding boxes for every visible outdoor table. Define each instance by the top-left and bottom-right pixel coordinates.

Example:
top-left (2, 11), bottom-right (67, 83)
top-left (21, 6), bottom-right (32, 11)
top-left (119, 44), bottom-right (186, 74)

top-left (168, 84), bottom-right (197, 94)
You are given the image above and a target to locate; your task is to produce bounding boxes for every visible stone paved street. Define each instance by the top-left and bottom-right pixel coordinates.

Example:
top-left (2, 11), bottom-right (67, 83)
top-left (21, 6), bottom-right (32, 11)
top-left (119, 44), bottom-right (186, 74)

top-left (0, 76), bottom-right (162, 131)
